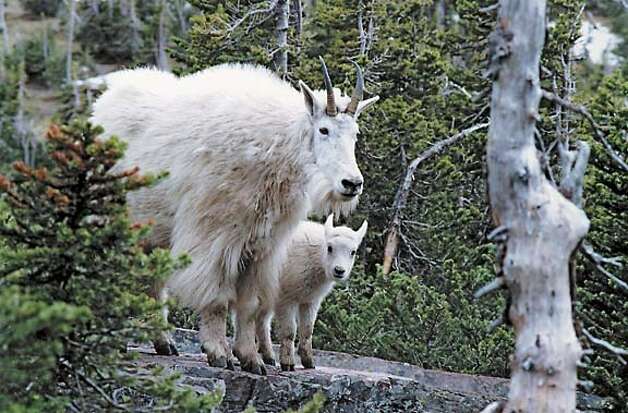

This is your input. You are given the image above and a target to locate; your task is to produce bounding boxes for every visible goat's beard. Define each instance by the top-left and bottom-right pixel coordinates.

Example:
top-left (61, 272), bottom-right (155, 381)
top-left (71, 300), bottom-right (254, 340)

top-left (306, 174), bottom-right (359, 219)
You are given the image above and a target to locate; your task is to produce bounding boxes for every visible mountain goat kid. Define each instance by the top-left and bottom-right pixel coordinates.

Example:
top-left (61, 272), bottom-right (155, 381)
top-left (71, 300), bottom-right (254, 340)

top-left (91, 59), bottom-right (378, 375)
top-left (256, 214), bottom-right (367, 371)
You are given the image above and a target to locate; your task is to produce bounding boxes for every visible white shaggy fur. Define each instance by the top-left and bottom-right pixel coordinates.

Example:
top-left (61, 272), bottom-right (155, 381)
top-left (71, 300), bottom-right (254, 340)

top-left (91, 64), bottom-right (377, 373)
top-left (256, 214), bottom-right (367, 370)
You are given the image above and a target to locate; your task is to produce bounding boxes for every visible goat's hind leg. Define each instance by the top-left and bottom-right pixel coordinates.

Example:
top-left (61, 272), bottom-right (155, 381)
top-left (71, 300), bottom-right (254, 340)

top-left (152, 286), bottom-right (179, 356)
top-left (200, 300), bottom-right (235, 370)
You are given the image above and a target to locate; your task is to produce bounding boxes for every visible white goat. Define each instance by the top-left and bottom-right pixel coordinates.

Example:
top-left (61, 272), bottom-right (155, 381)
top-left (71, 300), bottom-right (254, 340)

top-left (256, 214), bottom-right (367, 371)
top-left (91, 59), bottom-right (378, 374)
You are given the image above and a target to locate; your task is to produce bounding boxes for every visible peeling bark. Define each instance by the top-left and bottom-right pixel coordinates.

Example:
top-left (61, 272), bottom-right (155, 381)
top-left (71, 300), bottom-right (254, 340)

top-left (485, 1), bottom-right (590, 411)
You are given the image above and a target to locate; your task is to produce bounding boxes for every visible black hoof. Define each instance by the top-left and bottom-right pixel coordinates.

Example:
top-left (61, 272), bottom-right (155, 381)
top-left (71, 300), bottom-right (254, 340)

top-left (263, 356), bottom-right (276, 366)
top-left (241, 359), bottom-right (267, 375)
top-left (226, 357), bottom-right (236, 371)
top-left (207, 355), bottom-right (229, 368)
top-left (301, 359), bottom-right (315, 369)
top-left (280, 363), bottom-right (295, 372)
top-left (154, 340), bottom-right (179, 356)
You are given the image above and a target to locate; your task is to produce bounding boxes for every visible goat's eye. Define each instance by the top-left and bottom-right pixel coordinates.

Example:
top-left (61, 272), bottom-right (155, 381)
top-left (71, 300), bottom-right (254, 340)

top-left (327, 245), bottom-right (333, 254)
top-left (319, 127), bottom-right (329, 135)
top-left (350, 250), bottom-right (356, 256)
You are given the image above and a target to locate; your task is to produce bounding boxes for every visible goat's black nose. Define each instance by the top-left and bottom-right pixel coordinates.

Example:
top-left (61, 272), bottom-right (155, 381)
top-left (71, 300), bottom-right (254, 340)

top-left (341, 178), bottom-right (363, 193)
top-left (334, 266), bottom-right (345, 277)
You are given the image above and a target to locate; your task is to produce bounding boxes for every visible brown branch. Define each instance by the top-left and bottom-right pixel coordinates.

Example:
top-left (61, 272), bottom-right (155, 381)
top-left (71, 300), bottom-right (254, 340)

top-left (541, 90), bottom-right (628, 173)
top-left (381, 122), bottom-right (490, 274)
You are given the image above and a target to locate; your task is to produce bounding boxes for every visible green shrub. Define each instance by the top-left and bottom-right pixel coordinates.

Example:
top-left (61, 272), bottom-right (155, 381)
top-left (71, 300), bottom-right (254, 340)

top-left (20, 0), bottom-right (61, 17)
top-left (76, 2), bottom-right (139, 63)
top-left (20, 31), bottom-right (65, 86)
top-left (314, 267), bottom-right (513, 376)
top-left (0, 120), bottom-right (219, 412)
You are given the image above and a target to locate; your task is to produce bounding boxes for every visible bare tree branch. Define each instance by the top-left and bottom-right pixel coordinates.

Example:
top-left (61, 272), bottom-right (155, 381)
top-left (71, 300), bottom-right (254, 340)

top-left (382, 122), bottom-right (489, 274)
top-left (474, 277), bottom-right (505, 299)
top-left (580, 242), bottom-right (627, 292)
top-left (541, 89), bottom-right (628, 173)
top-left (582, 328), bottom-right (628, 365)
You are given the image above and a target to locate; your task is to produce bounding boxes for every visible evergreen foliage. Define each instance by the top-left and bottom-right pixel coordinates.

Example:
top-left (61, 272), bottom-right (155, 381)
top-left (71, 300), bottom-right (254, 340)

top-left (0, 54), bottom-right (42, 171)
top-left (20, 0), bottom-right (61, 17)
top-left (174, 0), bottom-right (626, 406)
top-left (76, 2), bottom-right (140, 63)
top-left (0, 120), bottom-right (220, 412)
top-left (19, 31), bottom-right (65, 85)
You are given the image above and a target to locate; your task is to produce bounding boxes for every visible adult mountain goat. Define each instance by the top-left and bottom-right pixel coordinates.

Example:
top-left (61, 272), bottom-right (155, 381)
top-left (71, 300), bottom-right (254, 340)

top-left (91, 58), bottom-right (378, 374)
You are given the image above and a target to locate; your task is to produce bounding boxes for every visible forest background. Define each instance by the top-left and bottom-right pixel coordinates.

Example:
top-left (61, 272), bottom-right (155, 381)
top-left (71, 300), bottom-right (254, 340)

top-left (0, 0), bottom-right (625, 411)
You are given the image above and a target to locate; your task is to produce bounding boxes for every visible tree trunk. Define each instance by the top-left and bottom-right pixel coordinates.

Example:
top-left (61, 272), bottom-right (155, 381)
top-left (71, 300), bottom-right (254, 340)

top-left (293, 0), bottom-right (302, 50)
top-left (0, 0), bottom-right (9, 80)
top-left (65, 0), bottom-right (77, 83)
top-left (274, 0), bottom-right (289, 76)
top-left (90, 0), bottom-right (99, 14)
top-left (43, 23), bottom-right (49, 62)
top-left (156, 0), bottom-right (171, 71)
top-left (129, 0), bottom-right (141, 53)
top-left (107, 0), bottom-right (114, 19)
top-left (484, 1), bottom-right (589, 411)
top-left (173, 0), bottom-right (188, 35)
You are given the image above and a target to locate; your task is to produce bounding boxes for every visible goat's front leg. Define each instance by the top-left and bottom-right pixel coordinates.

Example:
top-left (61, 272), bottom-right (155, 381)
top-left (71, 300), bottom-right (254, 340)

top-left (297, 302), bottom-right (318, 369)
top-left (233, 284), bottom-right (267, 375)
top-left (276, 305), bottom-right (297, 371)
top-left (256, 307), bottom-right (276, 366)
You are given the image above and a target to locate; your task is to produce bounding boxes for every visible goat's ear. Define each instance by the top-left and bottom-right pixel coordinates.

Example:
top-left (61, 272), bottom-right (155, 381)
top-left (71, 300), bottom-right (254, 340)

top-left (324, 213), bottom-right (334, 236)
top-left (355, 220), bottom-right (368, 243)
top-left (299, 81), bottom-right (321, 117)
top-left (354, 96), bottom-right (379, 118)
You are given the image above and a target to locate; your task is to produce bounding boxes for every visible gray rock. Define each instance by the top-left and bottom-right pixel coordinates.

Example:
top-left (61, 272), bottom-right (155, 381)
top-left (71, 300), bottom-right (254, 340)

top-left (128, 329), bottom-right (608, 412)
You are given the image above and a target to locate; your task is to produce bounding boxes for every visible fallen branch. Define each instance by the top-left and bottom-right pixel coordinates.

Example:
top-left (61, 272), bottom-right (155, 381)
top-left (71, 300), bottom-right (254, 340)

top-left (381, 122), bottom-right (490, 274)
top-left (541, 90), bottom-right (628, 173)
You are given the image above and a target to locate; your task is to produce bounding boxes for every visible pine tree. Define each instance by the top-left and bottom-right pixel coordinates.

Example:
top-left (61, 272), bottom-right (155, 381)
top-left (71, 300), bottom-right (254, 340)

top-left (0, 120), bottom-right (219, 412)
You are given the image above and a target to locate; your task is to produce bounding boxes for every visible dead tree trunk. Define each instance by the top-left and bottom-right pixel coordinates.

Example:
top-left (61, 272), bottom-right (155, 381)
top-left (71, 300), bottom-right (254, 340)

top-left (0, 0), bottom-right (9, 80)
top-left (381, 123), bottom-right (489, 275)
top-left (156, 0), bottom-right (171, 71)
top-left (172, 0), bottom-right (188, 35)
top-left (0, 0), bottom-right (8, 51)
top-left (274, 0), bottom-right (289, 76)
top-left (481, 0), bottom-right (590, 411)
top-left (293, 0), bottom-right (302, 51)
top-left (129, 0), bottom-right (142, 53)
top-left (65, 0), bottom-right (77, 83)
